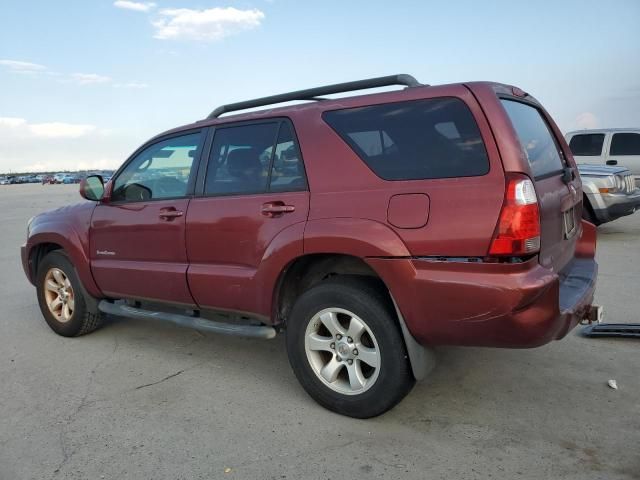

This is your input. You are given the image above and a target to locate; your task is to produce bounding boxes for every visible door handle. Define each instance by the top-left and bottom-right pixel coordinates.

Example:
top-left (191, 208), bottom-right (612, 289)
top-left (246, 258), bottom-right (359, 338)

top-left (159, 208), bottom-right (184, 220)
top-left (261, 202), bottom-right (295, 218)
top-left (606, 160), bottom-right (617, 166)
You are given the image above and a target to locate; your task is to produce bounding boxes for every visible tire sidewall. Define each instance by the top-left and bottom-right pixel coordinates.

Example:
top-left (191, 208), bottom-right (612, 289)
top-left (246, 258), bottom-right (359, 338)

top-left (36, 251), bottom-right (88, 337)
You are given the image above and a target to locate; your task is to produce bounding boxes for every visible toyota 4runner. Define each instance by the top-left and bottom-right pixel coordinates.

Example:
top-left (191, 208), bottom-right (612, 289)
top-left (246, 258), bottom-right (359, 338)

top-left (21, 75), bottom-right (599, 418)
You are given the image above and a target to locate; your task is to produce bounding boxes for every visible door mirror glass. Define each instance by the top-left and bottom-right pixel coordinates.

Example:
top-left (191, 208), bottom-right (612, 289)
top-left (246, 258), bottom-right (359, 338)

top-left (80, 175), bottom-right (105, 201)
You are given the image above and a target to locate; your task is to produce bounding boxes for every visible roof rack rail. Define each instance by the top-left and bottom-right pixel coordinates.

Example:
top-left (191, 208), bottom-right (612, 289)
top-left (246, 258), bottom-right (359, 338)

top-left (206, 74), bottom-right (423, 119)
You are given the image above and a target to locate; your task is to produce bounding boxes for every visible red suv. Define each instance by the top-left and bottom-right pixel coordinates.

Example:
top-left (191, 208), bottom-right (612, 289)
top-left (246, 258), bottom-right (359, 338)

top-left (21, 75), bottom-right (599, 418)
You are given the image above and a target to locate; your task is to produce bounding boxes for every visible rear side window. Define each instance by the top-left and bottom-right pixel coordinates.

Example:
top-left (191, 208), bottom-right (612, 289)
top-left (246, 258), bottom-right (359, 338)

top-left (323, 98), bottom-right (489, 180)
top-left (569, 134), bottom-right (605, 156)
top-left (610, 133), bottom-right (640, 156)
top-left (501, 100), bottom-right (565, 178)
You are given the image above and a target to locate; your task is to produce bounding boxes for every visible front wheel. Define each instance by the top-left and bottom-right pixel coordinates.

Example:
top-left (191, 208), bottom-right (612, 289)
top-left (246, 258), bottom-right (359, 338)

top-left (286, 277), bottom-right (414, 418)
top-left (36, 250), bottom-right (104, 337)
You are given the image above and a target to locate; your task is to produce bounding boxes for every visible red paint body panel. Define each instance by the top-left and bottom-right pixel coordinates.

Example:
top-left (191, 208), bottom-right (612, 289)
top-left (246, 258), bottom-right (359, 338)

top-left (89, 199), bottom-right (194, 304)
top-left (367, 221), bottom-right (596, 347)
top-left (185, 191), bottom-right (309, 314)
top-left (291, 85), bottom-right (506, 257)
top-left (22, 202), bottom-right (103, 298)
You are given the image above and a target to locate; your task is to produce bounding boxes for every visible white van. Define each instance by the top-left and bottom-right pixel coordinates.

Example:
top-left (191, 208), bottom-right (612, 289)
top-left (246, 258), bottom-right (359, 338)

top-left (565, 129), bottom-right (640, 187)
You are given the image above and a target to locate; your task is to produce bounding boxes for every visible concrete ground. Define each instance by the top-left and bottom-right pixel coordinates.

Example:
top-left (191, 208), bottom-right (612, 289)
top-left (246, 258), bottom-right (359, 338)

top-left (1, 183), bottom-right (638, 480)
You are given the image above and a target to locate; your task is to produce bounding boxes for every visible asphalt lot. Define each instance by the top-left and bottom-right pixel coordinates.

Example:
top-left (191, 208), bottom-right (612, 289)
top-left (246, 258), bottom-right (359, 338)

top-left (1, 183), bottom-right (638, 480)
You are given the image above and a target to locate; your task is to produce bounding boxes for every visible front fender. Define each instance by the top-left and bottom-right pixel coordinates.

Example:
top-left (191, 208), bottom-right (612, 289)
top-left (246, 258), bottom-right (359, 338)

top-left (26, 222), bottom-right (102, 298)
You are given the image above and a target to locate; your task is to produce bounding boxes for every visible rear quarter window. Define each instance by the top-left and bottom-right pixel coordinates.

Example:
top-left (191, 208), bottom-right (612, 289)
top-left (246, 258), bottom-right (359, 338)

top-left (323, 98), bottom-right (489, 181)
top-left (501, 100), bottom-right (565, 178)
top-left (569, 133), bottom-right (605, 156)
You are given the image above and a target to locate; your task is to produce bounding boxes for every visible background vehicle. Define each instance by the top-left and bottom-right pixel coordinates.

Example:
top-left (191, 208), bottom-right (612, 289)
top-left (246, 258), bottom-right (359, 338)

top-left (52, 173), bottom-right (67, 184)
top-left (21, 75), bottom-right (598, 418)
top-left (578, 164), bottom-right (639, 225)
top-left (566, 129), bottom-right (640, 187)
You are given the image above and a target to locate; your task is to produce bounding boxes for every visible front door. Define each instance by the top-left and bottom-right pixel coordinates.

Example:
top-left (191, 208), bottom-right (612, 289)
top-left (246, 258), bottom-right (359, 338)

top-left (186, 120), bottom-right (309, 316)
top-left (90, 130), bottom-right (205, 305)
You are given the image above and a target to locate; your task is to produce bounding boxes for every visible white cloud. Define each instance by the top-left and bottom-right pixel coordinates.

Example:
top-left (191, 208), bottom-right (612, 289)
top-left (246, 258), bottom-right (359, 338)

top-left (114, 81), bottom-right (149, 89)
top-left (0, 117), bottom-right (97, 139)
top-left (0, 59), bottom-right (47, 73)
top-left (575, 112), bottom-right (599, 129)
top-left (152, 7), bottom-right (265, 41)
top-left (114, 1), bottom-right (156, 12)
top-left (71, 73), bottom-right (112, 85)
top-left (0, 117), bottom-right (27, 128)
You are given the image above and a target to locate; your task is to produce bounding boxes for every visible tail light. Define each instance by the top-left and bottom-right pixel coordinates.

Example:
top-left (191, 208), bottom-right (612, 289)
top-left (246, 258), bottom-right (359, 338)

top-left (489, 175), bottom-right (540, 256)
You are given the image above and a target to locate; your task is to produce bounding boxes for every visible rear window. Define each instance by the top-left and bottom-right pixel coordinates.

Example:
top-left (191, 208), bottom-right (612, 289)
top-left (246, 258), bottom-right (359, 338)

top-left (610, 133), bottom-right (640, 156)
top-left (323, 98), bottom-right (489, 180)
top-left (501, 100), bottom-right (565, 178)
top-left (569, 133), bottom-right (605, 156)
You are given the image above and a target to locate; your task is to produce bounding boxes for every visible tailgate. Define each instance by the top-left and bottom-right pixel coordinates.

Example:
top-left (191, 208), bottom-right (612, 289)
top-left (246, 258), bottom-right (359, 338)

top-left (501, 99), bottom-right (581, 272)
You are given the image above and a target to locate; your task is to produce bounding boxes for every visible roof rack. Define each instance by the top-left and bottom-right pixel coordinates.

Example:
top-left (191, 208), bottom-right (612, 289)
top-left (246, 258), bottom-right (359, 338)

top-left (206, 74), bottom-right (423, 119)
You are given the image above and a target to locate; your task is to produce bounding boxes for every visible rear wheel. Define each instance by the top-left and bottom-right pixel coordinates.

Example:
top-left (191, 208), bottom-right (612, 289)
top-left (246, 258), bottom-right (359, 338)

top-left (36, 251), bottom-right (104, 337)
top-left (286, 276), bottom-right (414, 418)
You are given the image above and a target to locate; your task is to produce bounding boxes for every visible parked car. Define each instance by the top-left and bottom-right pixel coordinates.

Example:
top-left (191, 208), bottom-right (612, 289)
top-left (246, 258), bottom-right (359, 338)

top-left (21, 75), bottom-right (599, 418)
top-left (62, 175), bottom-right (81, 184)
top-left (52, 173), bottom-right (68, 184)
top-left (578, 164), bottom-right (640, 225)
top-left (566, 128), bottom-right (640, 187)
top-left (0, 177), bottom-right (8, 185)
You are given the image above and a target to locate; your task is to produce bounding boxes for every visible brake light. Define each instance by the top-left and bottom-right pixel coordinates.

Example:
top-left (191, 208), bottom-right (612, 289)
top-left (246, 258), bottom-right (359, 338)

top-left (489, 175), bottom-right (540, 256)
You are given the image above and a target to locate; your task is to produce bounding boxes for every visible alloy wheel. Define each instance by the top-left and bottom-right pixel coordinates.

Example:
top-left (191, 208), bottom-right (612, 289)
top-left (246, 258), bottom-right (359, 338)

top-left (304, 307), bottom-right (381, 395)
top-left (43, 268), bottom-right (75, 323)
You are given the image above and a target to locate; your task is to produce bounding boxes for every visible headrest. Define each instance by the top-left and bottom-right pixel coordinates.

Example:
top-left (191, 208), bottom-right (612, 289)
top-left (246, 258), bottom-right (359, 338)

top-left (227, 148), bottom-right (260, 175)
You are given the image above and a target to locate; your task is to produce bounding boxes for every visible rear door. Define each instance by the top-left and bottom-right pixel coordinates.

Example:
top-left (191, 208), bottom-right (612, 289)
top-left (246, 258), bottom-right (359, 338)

top-left (186, 119), bottom-right (309, 315)
top-left (90, 130), bottom-right (205, 304)
top-left (607, 132), bottom-right (640, 185)
top-left (501, 99), bottom-right (581, 272)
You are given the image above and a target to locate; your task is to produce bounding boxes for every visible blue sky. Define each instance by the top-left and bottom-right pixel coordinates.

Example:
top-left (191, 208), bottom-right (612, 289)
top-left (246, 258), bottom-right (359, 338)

top-left (1, 0), bottom-right (639, 173)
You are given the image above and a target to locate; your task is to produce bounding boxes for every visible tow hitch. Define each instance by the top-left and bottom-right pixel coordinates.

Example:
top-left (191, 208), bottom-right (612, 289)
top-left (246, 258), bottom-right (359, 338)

top-left (580, 305), bottom-right (604, 325)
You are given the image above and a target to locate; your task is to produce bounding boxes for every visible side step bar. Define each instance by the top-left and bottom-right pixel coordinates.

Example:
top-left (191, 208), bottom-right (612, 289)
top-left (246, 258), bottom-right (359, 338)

top-left (98, 301), bottom-right (277, 339)
top-left (581, 323), bottom-right (640, 338)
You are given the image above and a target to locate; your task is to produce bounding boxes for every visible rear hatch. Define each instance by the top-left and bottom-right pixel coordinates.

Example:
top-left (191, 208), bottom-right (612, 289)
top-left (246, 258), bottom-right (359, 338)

top-left (500, 98), bottom-right (582, 272)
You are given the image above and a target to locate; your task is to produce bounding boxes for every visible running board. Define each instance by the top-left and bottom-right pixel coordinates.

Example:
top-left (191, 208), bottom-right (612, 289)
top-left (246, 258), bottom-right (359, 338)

top-left (98, 301), bottom-right (277, 339)
top-left (581, 323), bottom-right (640, 338)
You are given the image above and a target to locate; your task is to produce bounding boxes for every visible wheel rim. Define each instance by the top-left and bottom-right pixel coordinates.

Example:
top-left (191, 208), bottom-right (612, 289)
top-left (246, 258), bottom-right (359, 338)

top-left (304, 307), bottom-right (381, 395)
top-left (43, 268), bottom-right (75, 323)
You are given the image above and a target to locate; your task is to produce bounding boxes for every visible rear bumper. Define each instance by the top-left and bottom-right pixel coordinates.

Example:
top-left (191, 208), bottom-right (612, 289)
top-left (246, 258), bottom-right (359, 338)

top-left (367, 222), bottom-right (598, 348)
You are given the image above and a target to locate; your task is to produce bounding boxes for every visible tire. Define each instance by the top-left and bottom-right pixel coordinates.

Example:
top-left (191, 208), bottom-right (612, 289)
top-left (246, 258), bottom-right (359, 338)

top-left (286, 276), bottom-right (414, 418)
top-left (582, 198), bottom-right (600, 226)
top-left (36, 250), bottom-right (104, 337)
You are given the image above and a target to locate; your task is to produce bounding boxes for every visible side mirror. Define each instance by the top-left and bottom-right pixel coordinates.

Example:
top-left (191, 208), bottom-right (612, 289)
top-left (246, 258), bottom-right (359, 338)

top-left (79, 175), bottom-right (105, 201)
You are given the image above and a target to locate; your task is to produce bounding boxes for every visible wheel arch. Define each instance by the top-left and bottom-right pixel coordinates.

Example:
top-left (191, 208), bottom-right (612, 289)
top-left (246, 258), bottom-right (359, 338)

top-left (26, 228), bottom-right (102, 298)
top-left (273, 253), bottom-right (435, 380)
